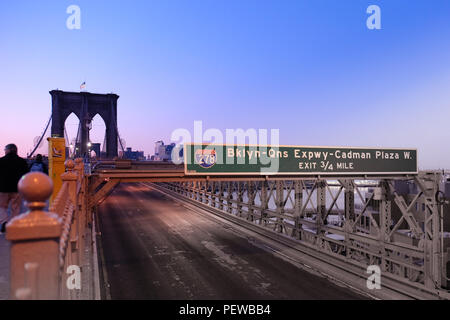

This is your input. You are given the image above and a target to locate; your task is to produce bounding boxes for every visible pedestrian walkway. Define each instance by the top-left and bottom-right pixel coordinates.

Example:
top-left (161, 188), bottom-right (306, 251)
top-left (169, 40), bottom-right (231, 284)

top-left (0, 234), bottom-right (10, 300)
top-left (0, 201), bottom-right (28, 300)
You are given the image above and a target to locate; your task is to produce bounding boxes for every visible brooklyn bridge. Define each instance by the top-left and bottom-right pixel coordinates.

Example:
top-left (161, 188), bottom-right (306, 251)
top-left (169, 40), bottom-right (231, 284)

top-left (1, 90), bottom-right (449, 300)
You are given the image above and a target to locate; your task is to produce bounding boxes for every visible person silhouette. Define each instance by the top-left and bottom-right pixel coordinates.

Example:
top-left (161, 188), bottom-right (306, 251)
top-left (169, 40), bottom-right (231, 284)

top-left (0, 144), bottom-right (29, 233)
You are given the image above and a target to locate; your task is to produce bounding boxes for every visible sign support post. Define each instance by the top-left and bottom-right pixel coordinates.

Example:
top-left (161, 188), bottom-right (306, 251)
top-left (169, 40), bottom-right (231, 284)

top-left (47, 137), bottom-right (66, 202)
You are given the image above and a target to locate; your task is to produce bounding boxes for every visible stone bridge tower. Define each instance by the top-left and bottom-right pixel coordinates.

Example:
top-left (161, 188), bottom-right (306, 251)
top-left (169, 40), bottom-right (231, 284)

top-left (50, 90), bottom-right (119, 158)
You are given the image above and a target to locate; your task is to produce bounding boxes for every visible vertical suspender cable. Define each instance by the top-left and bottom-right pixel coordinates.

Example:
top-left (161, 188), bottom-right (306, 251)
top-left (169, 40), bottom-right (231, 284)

top-left (29, 114), bottom-right (52, 158)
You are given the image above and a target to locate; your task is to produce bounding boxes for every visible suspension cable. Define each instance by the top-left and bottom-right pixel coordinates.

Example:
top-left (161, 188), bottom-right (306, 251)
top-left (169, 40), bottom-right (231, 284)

top-left (29, 114), bottom-right (52, 158)
top-left (64, 125), bottom-right (70, 147)
top-left (111, 114), bottom-right (125, 154)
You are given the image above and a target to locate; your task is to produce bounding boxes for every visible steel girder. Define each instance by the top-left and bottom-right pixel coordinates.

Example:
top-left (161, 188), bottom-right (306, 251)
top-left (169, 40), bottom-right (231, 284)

top-left (158, 172), bottom-right (449, 293)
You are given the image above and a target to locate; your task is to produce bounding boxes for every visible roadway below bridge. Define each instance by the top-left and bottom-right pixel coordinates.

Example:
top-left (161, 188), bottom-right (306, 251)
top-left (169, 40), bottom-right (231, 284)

top-left (96, 183), bottom-right (368, 300)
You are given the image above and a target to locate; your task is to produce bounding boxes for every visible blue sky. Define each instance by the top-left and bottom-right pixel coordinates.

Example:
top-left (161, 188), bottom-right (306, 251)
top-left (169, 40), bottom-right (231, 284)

top-left (1, 0), bottom-right (450, 168)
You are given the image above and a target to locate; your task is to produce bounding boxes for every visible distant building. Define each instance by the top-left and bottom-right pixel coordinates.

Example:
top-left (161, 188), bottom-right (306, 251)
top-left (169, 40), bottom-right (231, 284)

top-left (123, 147), bottom-right (145, 160)
top-left (154, 140), bottom-right (164, 157)
top-left (152, 141), bottom-right (177, 161)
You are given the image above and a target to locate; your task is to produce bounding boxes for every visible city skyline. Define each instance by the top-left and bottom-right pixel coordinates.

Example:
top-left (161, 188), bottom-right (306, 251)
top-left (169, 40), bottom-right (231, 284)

top-left (1, 1), bottom-right (450, 169)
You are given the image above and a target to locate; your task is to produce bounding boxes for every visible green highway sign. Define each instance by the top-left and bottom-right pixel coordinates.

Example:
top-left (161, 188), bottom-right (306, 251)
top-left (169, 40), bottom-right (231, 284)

top-left (184, 143), bottom-right (418, 175)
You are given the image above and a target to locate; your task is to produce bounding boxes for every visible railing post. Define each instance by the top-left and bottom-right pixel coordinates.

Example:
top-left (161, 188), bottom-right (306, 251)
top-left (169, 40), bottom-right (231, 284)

top-left (228, 182), bottom-right (234, 214)
top-left (74, 158), bottom-right (84, 181)
top-left (379, 181), bottom-right (391, 273)
top-left (62, 160), bottom-right (78, 205)
top-left (275, 181), bottom-right (284, 232)
top-left (61, 160), bottom-right (81, 269)
top-left (218, 182), bottom-right (224, 211)
top-left (237, 182), bottom-right (243, 217)
top-left (292, 180), bottom-right (303, 239)
top-left (210, 181), bottom-right (216, 208)
top-left (6, 172), bottom-right (62, 300)
top-left (316, 180), bottom-right (326, 235)
top-left (247, 181), bottom-right (255, 221)
top-left (260, 181), bottom-right (268, 225)
top-left (74, 157), bottom-right (89, 228)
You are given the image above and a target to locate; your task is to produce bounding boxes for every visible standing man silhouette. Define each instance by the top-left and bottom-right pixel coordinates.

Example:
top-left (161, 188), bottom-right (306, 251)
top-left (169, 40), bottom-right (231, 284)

top-left (0, 144), bottom-right (29, 233)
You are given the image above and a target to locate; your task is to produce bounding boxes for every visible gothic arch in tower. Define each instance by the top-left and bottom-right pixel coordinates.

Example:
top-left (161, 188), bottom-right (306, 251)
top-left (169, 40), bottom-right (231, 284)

top-left (50, 90), bottom-right (119, 158)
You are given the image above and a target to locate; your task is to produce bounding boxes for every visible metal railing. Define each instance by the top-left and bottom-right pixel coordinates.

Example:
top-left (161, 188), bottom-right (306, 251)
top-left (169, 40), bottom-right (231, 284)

top-left (6, 158), bottom-right (97, 300)
top-left (8, 156), bottom-right (449, 299)
top-left (156, 171), bottom-right (450, 299)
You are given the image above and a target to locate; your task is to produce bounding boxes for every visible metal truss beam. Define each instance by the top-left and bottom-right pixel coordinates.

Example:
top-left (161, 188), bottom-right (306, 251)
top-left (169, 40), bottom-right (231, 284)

top-left (150, 172), bottom-right (449, 297)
